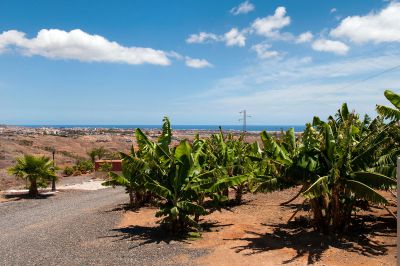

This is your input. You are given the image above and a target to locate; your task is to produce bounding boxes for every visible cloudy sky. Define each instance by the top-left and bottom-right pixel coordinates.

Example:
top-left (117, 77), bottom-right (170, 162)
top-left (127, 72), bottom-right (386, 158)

top-left (0, 0), bottom-right (399, 125)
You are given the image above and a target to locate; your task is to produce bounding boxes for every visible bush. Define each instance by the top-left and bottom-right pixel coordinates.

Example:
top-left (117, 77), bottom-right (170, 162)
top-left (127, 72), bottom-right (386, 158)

top-left (75, 159), bottom-right (93, 173)
top-left (63, 166), bottom-right (74, 176)
top-left (98, 162), bottom-right (112, 172)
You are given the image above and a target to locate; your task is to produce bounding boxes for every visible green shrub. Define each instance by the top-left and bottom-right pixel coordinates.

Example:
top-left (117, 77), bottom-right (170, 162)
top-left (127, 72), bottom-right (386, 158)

top-left (98, 162), bottom-right (112, 172)
top-left (63, 166), bottom-right (74, 176)
top-left (76, 159), bottom-right (93, 173)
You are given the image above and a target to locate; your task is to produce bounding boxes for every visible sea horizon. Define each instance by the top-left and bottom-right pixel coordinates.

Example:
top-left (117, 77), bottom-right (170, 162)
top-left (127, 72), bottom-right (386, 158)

top-left (14, 124), bottom-right (306, 132)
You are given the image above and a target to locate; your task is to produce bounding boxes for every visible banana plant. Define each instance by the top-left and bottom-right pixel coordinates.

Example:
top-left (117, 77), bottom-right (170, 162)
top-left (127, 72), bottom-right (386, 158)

top-left (102, 147), bottom-right (149, 207)
top-left (145, 140), bottom-right (210, 231)
top-left (203, 130), bottom-right (254, 203)
top-left (303, 103), bottom-right (397, 232)
top-left (145, 139), bottom-right (248, 232)
top-left (376, 89), bottom-right (400, 121)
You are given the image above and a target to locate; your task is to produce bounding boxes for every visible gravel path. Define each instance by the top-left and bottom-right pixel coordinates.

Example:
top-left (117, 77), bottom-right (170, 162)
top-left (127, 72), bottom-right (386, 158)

top-left (0, 188), bottom-right (205, 265)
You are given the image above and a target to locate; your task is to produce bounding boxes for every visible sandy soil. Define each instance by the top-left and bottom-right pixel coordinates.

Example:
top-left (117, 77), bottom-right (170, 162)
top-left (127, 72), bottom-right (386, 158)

top-left (119, 188), bottom-right (397, 266)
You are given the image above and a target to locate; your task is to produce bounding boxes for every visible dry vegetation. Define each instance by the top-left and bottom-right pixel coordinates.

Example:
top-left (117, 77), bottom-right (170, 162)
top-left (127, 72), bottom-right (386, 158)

top-left (0, 133), bottom-right (130, 190)
top-left (0, 128), bottom-right (260, 190)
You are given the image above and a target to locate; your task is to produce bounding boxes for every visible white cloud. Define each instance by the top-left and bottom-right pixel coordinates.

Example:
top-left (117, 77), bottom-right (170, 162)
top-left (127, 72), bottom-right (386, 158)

top-left (230, 1), bottom-right (255, 15)
top-left (186, 28), bottom-right (246, 47)
top-left (312, 39), bottom-right (349, 55)
top-left (330, 8), bottom-right (337, 14)
top-left (185, 57), bottom-right (213, 68)
top-left (251, 42), bottom-right (279, 59)
top-left (224, 28), bottom-right (246, 47)
top-left (251, 6), bottom-right (291, 38)
top-left (177, 52), bottom-right (400, 123)
top-left (0, 29), bottom-right (170, 65)
top-left (330, 2), bottom-right (400, 43)
top-left (186, 6), bottom-right (294, 48)
top-left (296, 31), bottom-right (313, 43)
top-left (186, 32), bottom-right (220, 44)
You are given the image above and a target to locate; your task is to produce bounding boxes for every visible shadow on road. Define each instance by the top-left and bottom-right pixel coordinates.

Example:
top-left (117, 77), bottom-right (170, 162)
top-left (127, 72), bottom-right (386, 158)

top-left (3, 192), bottom-right (55, 201)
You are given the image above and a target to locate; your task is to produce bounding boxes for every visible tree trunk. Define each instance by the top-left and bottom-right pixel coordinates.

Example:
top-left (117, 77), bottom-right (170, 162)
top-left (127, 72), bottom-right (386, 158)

top-left (29, 178), bottom-right (39, 197)
top-left (51, 177), bottom-right (56, 191)
top-left (235, 184), bottom-right (244, 204)
top-left (331, 185), bottom-right (345, 232)
top-left (135, 191), bottom-right (144, 207)
top-left (310, 198), bottom-right (327, 233)
top-left (223, 188), bottom-right (229, 197)
top-left (128, 190), bottom-right (135, 208)
top-left (144, 191), bottom-right (152, 203)
top-left (195, 196), bottom-right (204, 222)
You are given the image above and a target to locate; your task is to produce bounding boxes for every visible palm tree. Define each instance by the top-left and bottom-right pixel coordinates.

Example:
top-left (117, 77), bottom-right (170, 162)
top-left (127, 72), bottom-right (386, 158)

top-left (8, 155), bottom-right (56, 197)
top-left (376, 90), bottom-right (400, 121)
top-left (95, 146), bottom-right (108, 160)
top-left (87, 150), bottom-right (97, 163)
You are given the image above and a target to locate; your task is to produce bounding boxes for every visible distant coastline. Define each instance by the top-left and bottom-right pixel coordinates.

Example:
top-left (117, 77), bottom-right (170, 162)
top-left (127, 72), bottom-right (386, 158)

top-left (17, 124), bottom-right (306, 132)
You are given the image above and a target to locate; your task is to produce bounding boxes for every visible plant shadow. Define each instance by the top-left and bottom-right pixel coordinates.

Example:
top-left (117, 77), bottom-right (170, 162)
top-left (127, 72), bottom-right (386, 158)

top-left (204, 198), bottom-right (253, 215)
top-left (110, 225), bottom-right (188, 248)
top-left (230, 214), bottom-right (396, 265)
top-left (4, 192), bottom-right (55, 201)
top-left (108, 221), bottom-right (233, 248)
top-left (103, 203), bottom-right (140, 213)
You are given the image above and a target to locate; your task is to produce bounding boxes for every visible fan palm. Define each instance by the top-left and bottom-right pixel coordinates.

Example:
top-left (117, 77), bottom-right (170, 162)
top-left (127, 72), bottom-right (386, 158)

top-left (8, 155), bottom-right (56, 197)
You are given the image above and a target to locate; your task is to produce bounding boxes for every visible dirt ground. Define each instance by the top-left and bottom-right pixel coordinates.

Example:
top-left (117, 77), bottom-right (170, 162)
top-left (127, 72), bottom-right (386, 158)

top-left (119, 188), bottom-right (397, 266)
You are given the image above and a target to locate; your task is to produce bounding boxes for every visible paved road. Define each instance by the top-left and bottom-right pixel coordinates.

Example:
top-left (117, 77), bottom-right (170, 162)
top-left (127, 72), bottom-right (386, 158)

top-left (0, 188), bottom-right (205, 265)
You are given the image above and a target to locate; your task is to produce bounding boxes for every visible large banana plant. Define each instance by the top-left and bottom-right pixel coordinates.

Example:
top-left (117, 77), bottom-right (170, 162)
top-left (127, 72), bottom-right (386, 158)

top-left (145, 140), bottom-right (247, 231)
top-left (303, 103), bottom-right (397, 232)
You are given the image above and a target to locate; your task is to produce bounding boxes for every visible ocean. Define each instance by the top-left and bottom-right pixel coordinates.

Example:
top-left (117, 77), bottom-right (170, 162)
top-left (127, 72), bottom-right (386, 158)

top-left (21, 125), bottom-right (306, 132)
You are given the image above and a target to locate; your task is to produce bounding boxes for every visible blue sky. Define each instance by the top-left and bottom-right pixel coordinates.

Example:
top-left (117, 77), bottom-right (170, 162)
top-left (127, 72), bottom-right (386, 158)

top-left (0, 0), bottom-right (399, 125)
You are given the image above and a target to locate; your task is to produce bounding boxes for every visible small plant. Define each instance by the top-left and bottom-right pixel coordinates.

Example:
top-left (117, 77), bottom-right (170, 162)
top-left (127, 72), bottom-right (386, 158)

top-left (73, 159), bottom-right (93, 174)
top-left (98, 162), bottom-right (112, 172)
top-left (63, 166), bottom-right (74, 176)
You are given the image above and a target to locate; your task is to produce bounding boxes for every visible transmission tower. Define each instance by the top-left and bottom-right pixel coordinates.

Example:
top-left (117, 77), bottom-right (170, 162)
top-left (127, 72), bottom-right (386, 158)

top-left (239, 110), bottom-right (251, 135)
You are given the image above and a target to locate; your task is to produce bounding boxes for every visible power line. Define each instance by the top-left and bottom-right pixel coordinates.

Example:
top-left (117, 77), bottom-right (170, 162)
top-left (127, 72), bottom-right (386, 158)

top-left (272, 51), bottom-right (400, 93)
top-left (335, 63), bottom-right (400, 91)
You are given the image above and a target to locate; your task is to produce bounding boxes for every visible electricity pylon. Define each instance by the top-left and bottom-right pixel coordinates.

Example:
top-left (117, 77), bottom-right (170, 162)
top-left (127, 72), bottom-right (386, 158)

top-left (239, 110), bottom-right (251, 137)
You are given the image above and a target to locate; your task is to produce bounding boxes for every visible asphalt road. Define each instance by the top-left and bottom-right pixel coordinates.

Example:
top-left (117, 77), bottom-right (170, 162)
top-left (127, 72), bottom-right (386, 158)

top-left (0, 188), bottom-right (205, 265)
